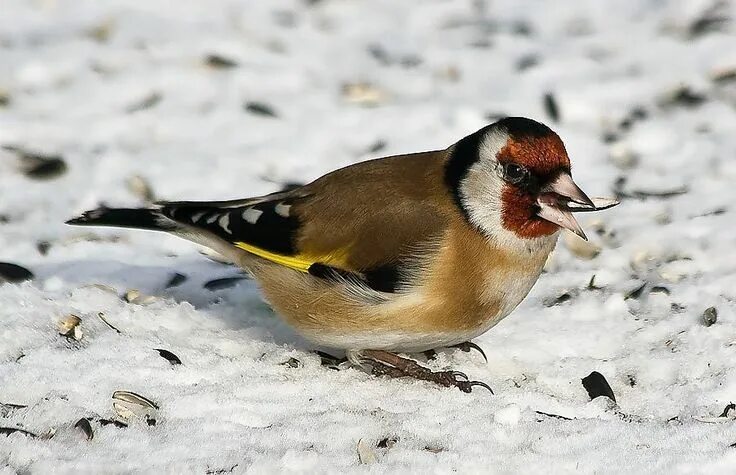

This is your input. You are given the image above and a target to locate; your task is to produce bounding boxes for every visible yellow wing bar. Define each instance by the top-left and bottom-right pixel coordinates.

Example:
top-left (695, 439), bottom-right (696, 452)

top-left (234, 241), bottom-right (351, 274)
top-left (234, 242), bottom-right (313, 272)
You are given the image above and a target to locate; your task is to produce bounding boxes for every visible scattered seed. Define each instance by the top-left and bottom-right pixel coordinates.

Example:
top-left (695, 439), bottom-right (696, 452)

top-left (342, 82), bottom-right (387, 106)
top-left (203, 276), bottom-right (246, 291)
top-left (424, 446), bottom-right (445, 454)
top-left (543, 92), bottom-right (560, 122)
top-left (86, 20), bottom-right (114, 42)
top-left (516, 54), bottom-right (539, 71)
top-left (582, 371), bottom-right (616, 402)
top-left (650, 286), bottom-right (670, 295)
top-left (58, 314), bottom-right (83, 341)
top-left (126, 174), bottom-right (156, 203)
top-left (11, 148), bottom-right (68, 180)
top-left (534, 410), bottom-right (573, 421)
top-left (0, 262), bottom-right (34, 283)
top-left (624, 282), bottom-right (647, 300)
top-left (154, 349), bottom-right (182, 366)
top-left (711, 68), bottom-right (736, 84)
top-left (123, 289), bottom-right (158, 305)
top-left (544, 291), bottom-right (573, 307)
top-left (719, 403), bottom-right (735, 418)
top-left (687, 1), bottom-right (730, 38)
top-left (165, 272), bottom-right (188, 288)
top-left (671, 303), bottom-right (686, 313)
top-left (112, 391), bottom-right (158, 426)
top-left (126, 92), bottom-right (162, 113)
top-left (659, 85), bottom-right (707, 109)
top-left (205, 54), bottom-right (239, 69)
top-left (97, 312), bottom-right (121, 334)
top-left (36, 240), bottom-right (51, 256)
top-left (627, 374), bottom-right (637, 387)
top-left (206, 465), bottom-right (239, 475)
top-left (98, 418), bottom-right (127, 428)
top-left (587, 275), bottom-right (603, 290)
top-left (0, 90), bottom-right (10, 107)
top-left (702, 307), bottom-right (718, 327)
top-left (377, 436), bottom-right (398, 449)
top-left (357, 439), bottom-right (378, 464)
top-left (244, 101), bottom-right (278, 117)
top-left (0, 402), bottom-right (27, 417)
top-left (280, 357), bottom-right (301, 368)
top-left (366, 140), bottom-right (387, 154)
top-left (74, 418), bottom-right (94, 440)
top-left (0, 427), bottom-right (37, 438)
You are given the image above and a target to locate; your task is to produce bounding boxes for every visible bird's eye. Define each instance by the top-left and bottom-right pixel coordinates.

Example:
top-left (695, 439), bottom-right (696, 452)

top-left (502, 163), bottom-right (530, 185)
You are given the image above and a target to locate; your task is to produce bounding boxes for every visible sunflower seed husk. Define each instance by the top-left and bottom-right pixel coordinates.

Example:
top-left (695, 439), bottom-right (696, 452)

top-left (203, 276), bottom-right (246, 291)
top-left (112, 391), bottom-right (158, 425)
top-left (702, 307), bottom-right (718, 326)
top-left (205, 54), bottom-right (238, 69)
top-left (342, 82), bottom-right (387, 106)
top-left (0, 402), bottom-right (27, 417)
top-left (74, 417), bottom-right (94, 440)
top-left (123, 289), bottom-right (158, 305)
top-left (244, 101), bottom-right (277, 117)
top-left (280, 357), bottom-right (301, 368)
top-left (0, 427), bottom-right (37, 438)
top-left (582, 371), bottom-right (616, 402)
top-left (14, 150), bottom-right (68, 181)
top-left (126, 92), bottom-right (162, 113)
top-left (165, 272), bottom-right (187, 288)
top-left (0, 262), bottom-right (34, 283)
top-left (154, 349), bottom-right (182, 365)
top-left (58, 314), bottom-right (83, 340)
top-left (357, 439), bottom-right (378, 464)
top-left (97, 312), bottom-right (121, 334)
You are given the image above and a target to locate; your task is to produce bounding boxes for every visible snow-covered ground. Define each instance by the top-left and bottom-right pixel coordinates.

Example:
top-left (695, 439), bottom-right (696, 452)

top-left (2, 0), bottom-right (736, 472)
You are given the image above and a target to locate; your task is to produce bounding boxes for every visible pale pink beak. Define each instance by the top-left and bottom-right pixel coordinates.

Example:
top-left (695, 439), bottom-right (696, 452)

top-left (535, 173), bottom-right (618, 241)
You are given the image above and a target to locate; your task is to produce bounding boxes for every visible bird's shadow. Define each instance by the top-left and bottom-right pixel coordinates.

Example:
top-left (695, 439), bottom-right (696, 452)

top-left (36, 257), bottom-right (312, 351)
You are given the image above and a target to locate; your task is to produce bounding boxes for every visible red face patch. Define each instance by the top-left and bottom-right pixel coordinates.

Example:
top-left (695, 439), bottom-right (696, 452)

top-left (497, 133), bottom-right (570, 238)
top-left (496, 133), bottom-right (570, 177)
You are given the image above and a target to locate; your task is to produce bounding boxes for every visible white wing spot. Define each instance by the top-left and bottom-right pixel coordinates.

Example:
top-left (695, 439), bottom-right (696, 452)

top-left (190, 211), bottom-right (206, 223)
top-left (242, 208), bottom-right (263, 224)
top-left (206, 214), bottom-right (218, 224)
top-left (218, 214), bottom-right (232, 234)
top-left (274, 202), bottom-right (291, 218)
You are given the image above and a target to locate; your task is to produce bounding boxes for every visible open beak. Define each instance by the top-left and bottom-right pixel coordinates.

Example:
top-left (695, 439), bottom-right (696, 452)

top-left (535, 173), bottom-right (619, 241)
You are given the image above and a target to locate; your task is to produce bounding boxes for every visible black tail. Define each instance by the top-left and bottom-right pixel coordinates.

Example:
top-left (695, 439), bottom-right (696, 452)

top-left (66, 207), bottom-right (175, 231)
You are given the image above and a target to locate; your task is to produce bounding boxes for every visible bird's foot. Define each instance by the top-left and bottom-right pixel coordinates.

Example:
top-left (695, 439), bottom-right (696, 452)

top-left (314, 350), bottom-right (347, 369)
top-left (449, 341), bottom-right (488, 363)
top-left (360, 350), bottom-right (493, 394)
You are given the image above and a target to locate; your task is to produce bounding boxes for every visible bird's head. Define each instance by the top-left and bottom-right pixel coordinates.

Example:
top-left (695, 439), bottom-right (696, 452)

top-left (446, 117), bottom-right (616, 249)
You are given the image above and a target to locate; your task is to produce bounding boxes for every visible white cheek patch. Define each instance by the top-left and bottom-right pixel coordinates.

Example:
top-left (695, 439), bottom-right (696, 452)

top-left (242, 208), bottom-right (263, 224)
top-left (274, 202), bottom-right (291, 218)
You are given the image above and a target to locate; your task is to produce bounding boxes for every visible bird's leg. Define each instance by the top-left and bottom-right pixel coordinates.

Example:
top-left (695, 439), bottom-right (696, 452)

top-left (449, 341), bottom-right (488, 363)
top-left (314, 350), bottom-right (347, 369)
top-left (359, 350), bottom-right (493, 394)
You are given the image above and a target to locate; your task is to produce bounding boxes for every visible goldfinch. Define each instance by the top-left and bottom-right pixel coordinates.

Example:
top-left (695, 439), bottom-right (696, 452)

top-left (67, 117), bottom-right (619, 392)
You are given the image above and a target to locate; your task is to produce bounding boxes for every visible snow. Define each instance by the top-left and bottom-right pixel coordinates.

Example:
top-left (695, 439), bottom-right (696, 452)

top-left (1, 0), bottom-right (736, 472)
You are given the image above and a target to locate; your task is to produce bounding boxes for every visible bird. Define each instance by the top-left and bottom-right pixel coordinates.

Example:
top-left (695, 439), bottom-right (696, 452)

top-left (67, 117), bottom-right (619, 393)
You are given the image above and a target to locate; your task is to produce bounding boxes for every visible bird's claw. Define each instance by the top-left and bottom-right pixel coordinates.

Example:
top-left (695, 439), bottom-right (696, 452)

top-left (451, 342), bottom-right (488, 363)
top-left (434, 370), bottom-right (493, 394)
